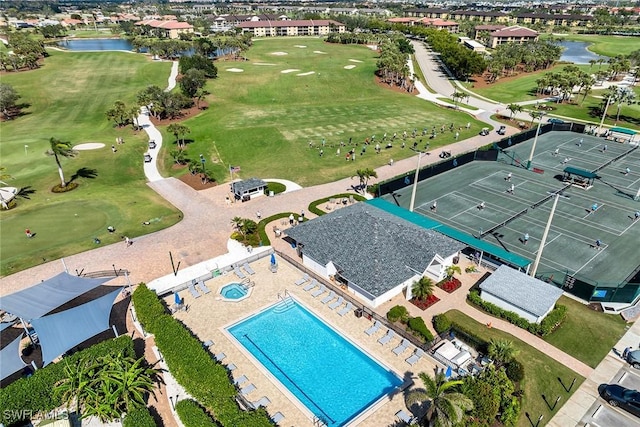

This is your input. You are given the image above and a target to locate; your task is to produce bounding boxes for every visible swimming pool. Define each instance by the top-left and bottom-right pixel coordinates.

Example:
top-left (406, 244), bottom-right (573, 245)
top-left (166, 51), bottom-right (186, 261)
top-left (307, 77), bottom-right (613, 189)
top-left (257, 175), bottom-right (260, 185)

top-left (219, 283), bottom-right (251, 301)
top-left (227, 299), bottom-right (403, 426)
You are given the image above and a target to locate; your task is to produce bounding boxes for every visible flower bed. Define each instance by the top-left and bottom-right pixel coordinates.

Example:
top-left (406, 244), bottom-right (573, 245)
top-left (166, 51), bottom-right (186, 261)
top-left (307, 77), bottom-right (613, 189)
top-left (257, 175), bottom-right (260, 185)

top-left (438, 277), bottom-right (462, 293)
top-left (410, 294), bottom-right (440, 310)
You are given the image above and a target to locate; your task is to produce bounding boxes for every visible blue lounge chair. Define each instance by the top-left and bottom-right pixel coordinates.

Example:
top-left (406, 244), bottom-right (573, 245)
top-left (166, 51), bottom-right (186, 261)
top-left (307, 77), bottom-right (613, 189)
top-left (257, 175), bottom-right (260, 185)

top-left (214, 352), bottom-right (226, 362)
top-left (294, 274), bottom-right (309, 286)
top-left (234, 265), bottom-right (246, 279)
top-left (328, 296), bottom-right (344, 310)
top-left (271, 412), bottom-right (285, 424)
top-left (188, 284), bottom-right (201, 299)
top-left (378, 330), bottom-right (395, 345)
top-left (393, 339), bottom-right (410, 356)
top-left (303, 279), bottom-right (318, 292)
top-left (250, 396), bottom-right (270, 409)
top-left (227, 363), bottom-right (237, 371)
top-left (396, 409), bottom-right (416, 425)
top-left (365, 320), bottom-right (382, 336)
top-left (405, 348), bottom-right (425, 366)
top-left (233, 375), bottom-right (248, 386)
top-left (240, 383), bottom-right (256, 396)
top-left (338, 302), bottom-right (354, 316)
top-left (321, 291), bottom-right (335, 304)
top-left (311, 284), bottom-right (326, 297)
top-left (243, 262), bottom-right (255, 275)
top-left (196, 281), bottom-right (210, 294)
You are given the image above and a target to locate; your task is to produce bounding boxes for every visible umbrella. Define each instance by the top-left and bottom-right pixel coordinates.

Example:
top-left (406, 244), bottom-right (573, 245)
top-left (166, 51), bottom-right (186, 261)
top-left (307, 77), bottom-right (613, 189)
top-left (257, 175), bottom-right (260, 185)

top-left (270, 253), bottom-right (276, 265)
top-left (445, 366), bottom-right (452, 379)
top-left (0, 187), bottom-right (17, 209)
top-left (174, 292), bottom-right (182, 305)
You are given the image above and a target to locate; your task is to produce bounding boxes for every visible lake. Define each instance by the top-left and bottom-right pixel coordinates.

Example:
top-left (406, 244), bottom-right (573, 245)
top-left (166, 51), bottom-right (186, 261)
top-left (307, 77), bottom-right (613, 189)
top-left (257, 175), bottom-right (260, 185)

top-left (57, 39), bottom-right (134, 51)
top-left (558, 40), bottom-right (608, 64)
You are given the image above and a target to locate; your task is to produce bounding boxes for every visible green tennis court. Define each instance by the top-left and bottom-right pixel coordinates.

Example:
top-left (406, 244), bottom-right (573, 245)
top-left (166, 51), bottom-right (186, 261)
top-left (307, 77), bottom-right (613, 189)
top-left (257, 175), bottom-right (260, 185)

top-left (383, 132), bottom-right (640, 288)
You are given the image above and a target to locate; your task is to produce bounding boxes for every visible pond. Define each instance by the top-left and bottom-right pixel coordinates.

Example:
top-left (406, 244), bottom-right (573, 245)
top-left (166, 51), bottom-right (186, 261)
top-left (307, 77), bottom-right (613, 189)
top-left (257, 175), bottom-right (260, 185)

top-left (57, 38), bottom-right (134, 51)
top-left (558, 40), bottom-right (608, 64)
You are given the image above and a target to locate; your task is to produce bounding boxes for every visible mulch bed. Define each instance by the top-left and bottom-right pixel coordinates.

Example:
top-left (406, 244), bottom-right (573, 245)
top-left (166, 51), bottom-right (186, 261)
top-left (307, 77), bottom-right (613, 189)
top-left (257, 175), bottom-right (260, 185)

top-left (178, 171), bottom-right (217, 191)
top-left (148, 102), bottom-right (209, 126)
top-left (374, 75), bottom-right (418, 95)
top-left (410, 294), bottom-right (440, 310)
top-left (438, 277), bottom-right (462, 294)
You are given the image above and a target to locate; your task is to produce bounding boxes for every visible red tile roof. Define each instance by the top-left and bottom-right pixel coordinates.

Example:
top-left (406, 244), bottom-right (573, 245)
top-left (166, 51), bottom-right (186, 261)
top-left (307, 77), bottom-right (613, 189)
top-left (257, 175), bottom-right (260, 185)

top-left (237, 19), bottom-right (344, 29)
top-left (490, 25), bottom-right (538, 37)
top-left (135, 19), bottom-right (193, 30)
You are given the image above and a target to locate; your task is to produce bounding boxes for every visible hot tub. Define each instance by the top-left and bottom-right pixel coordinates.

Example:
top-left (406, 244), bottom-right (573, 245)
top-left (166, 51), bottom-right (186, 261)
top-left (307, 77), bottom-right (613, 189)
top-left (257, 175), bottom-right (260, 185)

top-left (219, 283), bottom-right (251, 302)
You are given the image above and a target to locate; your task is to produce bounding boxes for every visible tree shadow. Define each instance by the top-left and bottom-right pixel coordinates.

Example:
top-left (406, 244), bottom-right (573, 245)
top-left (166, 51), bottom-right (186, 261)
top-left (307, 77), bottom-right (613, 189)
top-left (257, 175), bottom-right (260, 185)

top-left (586, 105), bottom-right (604, 119)
top-left (17, 186), bottom-right (36, 199)
top-left (70, 167), bottom-right (98, 182)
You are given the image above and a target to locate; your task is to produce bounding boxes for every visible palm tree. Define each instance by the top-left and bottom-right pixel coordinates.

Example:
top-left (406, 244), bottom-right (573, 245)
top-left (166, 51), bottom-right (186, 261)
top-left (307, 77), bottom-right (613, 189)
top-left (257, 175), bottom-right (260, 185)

top-left (506, 103), bottom-right (522, 120)
top-left (615, 87), bottom-right (636, 123)
top-left (48, 137), bottom-right (76, 188)
top-left (412, 276), bottom-right (434, 301)
top-left (488, 338), bottom-right (519, 366)
top-left (444, 264), bottom-right (461, 280)
top-left (407, 371), bottom-right (473, 427)
top-left (451, 91), bottom-right (465, 109)
top-left (231, 216), bottom-right (243, 230)
top-left (352, 168), bottom-right (377, 192)
top-left (167, 123), bottom-right (191, 150)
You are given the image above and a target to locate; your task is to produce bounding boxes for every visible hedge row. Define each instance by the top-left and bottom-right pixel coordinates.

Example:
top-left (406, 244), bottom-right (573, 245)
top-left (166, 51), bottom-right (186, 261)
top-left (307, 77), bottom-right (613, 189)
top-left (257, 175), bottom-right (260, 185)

top-left (175, 399), bottom-right (217, 427)
top-left (308, 193), bottom-right (366, 216)
top-left (257, 212), bottom-right (296, 247)
top-left (0, 336), bottom-right (135, 426)
top-left (386, 305), bottom-right (434, 343)
top-left (467, 291), bottom-right (567, 336)
top-left (132, 284), bottom-right (272, 427)
top-left (122, 407), bottom-right (157, 427)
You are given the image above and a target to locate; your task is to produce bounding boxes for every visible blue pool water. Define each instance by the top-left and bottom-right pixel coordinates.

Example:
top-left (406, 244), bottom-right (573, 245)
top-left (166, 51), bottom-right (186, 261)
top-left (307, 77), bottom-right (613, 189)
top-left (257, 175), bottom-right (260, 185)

top-left (220, 283), bottom-right (247, 300)
top-left (227, 300), bottom-right (402, 426)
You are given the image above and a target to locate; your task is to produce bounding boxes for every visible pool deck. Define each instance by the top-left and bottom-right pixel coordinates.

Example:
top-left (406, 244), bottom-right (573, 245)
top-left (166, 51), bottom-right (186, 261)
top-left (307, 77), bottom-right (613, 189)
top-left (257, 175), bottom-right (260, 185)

top-left (167, 256), bottom-right (443, 426)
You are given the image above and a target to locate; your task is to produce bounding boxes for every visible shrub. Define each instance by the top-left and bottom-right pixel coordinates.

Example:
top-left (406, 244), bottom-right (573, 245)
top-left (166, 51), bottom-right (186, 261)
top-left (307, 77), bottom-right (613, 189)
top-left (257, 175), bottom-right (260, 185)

top-left (387, 305), bottom-right (409, 323)
top-left (539, 304), bottom-right (567, 336)
top-left (432, 314), bottom-right (452, 334)
top-left (407, 316), bottom-right (434, 342)
top-left (505, 360), bottom-right (525, 383)
top-left (0, 336), bottom-right (135, 426)
top-left (264, 181), bottom-right (286, 195)
top-left (308, 193), bottom-right (366, 216)
top-left (176, 399), bottom-right (217, 427)
top-left (123, 407), bottom-right (157, 427)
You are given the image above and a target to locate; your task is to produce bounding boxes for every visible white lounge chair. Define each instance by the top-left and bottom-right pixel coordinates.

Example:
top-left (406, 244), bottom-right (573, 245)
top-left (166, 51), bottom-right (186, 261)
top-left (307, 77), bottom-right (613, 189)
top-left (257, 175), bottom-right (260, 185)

top-left (196, 281), bottom-right (210, 294)
top-left (393, 339), bottom-right (410, 356)
top-left (243, 262), bottom-right (255, 275)
top-left (405, 348), bottom-right (425, 366)
top-left (311, 284), bottom-right (326, 297)
top-left (188, 284), bottom-right (201, 299)
top-left (338, 302), bottom-right (354, 316)
top-left (396, 409), bottom-right (416, 425)
top-left (234, 375), bottom-right (249, 386)
top-left (378, 330), bottom-right (395, 345)
top-left (203, 339), bottom-right (214, 348)
top-left (227, 363), bottom-right (237, 371)
top-left (233, 265), bottom-right (246, 279)
top-left (294, 274), bottom-right (309, 286)
top-left (250, 396), bottom-right (270, 409)
top-left (240, 383), bottom-right (256, 396)
top-left (321, 291), bottom-right (335, 304)
top-left (303, 279), bottom-right (318, 291)
top-left (328, 296), bottom-right (344, 310)
top-left (214, 352), bottom-right (226, 362)
top-left (271, 412), bottom-right (285, 424)
top-left (365, 320), bottom-right (382, 336)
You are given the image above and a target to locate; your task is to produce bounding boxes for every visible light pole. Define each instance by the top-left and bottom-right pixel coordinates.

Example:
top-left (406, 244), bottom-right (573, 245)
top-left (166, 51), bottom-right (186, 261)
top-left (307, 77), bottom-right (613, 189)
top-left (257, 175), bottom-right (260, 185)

top-left (409, 150), bottom-right (426, 212)
top-left (597, 95), bottom-right (612, 136)
top-left (526, 111), bottom-right (545, 170)
top-left (530, 190), bottom-right (570, 277)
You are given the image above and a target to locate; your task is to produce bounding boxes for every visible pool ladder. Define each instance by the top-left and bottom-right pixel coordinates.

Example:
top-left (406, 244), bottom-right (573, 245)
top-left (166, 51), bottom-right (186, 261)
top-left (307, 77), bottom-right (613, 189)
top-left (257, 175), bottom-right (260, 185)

top-left (274, 290), bottom-right (294, 312)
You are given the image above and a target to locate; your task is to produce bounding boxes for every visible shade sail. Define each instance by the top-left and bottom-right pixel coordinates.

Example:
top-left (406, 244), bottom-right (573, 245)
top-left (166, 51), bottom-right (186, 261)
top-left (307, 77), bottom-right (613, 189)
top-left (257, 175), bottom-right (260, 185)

top-left (31, 287), bottom-right (122, 366)
top-left (0, 272), bottom-right (112, 320)
top-left (0, 335), bottom-right (26, 381)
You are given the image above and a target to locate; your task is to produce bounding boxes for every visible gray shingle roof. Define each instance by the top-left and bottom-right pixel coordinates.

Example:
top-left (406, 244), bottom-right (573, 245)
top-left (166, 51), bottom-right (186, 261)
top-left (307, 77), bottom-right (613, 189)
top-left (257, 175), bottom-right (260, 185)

top-left (479, 265), bottom-right (563, 317)
top-left (284, 202), bottom-right (464, 298)
top-left (231, 178), bottom-right (266, 194)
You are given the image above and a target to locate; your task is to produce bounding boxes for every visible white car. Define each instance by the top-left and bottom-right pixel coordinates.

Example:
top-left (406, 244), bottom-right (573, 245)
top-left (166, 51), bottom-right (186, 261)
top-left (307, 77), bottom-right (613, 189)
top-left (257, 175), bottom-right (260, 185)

top-left (143, 153), bottom-right (152, 163)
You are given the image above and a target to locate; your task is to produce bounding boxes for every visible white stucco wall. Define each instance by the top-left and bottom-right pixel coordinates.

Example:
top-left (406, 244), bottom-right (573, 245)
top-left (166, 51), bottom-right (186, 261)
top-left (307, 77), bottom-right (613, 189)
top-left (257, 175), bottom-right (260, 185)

top-left (480, 290), bottom-right (543, 323)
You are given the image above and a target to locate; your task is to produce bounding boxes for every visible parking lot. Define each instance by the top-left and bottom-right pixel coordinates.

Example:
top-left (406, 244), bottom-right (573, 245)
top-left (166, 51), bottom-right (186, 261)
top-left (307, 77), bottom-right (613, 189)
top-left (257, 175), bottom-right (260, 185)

top-left (581, 366), bottom-right (640, 427)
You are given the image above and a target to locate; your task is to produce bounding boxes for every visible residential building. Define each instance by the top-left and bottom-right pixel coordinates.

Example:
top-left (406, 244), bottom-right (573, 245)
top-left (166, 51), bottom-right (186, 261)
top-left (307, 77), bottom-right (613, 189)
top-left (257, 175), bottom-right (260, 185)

top-left (387, 17), bottom-right (459, 32)
top-left (489, 25), bottom-right (539, 48)
top-left (237, 19), bottom-right (346, 37)
top-left (135, 19), bottom-right (194, 39)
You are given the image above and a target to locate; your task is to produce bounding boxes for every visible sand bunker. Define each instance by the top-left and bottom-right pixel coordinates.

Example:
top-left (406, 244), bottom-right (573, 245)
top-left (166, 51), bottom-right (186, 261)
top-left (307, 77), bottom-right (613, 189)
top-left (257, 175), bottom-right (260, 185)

top-left (74, 143), bottom-right (105, 151)
top-left (313, 51), bottom-right (327, 54)
top-left (281, 69), bottom-right (301, 74)
top-left (344, 65), bottom-right (356, 69)
top-left (294, 45), bottom-right (307, 48)
top-left (254, 63), bottom-right (276, 66)
top-left (226, 68), bottom-right (244, 72)
top-left (271, 52), bottom-right (288, 56)
top-left (297, 71), bottom-right (315, 76)
top-left (349, 59), bottom-right (363, 63)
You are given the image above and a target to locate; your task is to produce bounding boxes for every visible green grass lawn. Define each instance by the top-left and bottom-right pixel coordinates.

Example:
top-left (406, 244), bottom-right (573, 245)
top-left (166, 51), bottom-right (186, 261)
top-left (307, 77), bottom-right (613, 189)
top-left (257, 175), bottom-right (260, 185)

top-left (543, 34), bottom-right (640, 57)
top-left (159, 38), bottom-right (486, 186)
top-left (0, 50), bottom-right (180, 276)
top-left (544, 296), bottom-right (627, 368)
top-left (469, 64), bottom-right (593, 104)
top-left (445, 310), bottom-right (585, 427)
